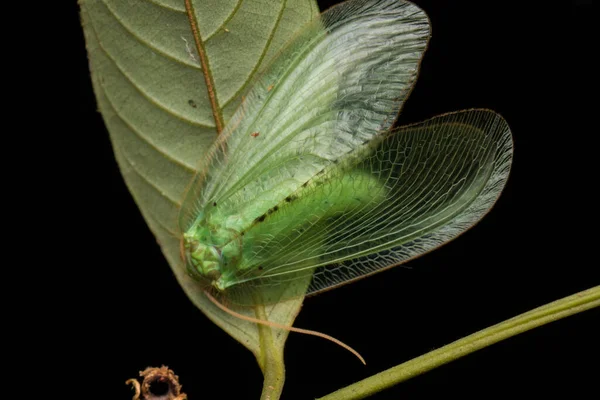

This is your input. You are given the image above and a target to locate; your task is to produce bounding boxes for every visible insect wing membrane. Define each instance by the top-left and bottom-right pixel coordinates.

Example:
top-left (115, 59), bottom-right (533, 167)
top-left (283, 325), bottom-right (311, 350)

top-left (227, 110), bottom-right (513, 304)
top-left (306, 109), bottom-right (512, 294)
top-left (179, 0), bottom-right (431, 231)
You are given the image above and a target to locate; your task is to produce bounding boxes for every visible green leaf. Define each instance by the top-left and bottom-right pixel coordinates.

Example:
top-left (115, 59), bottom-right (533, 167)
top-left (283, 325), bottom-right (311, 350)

top-left (79, 0), bottom-right (319, 388)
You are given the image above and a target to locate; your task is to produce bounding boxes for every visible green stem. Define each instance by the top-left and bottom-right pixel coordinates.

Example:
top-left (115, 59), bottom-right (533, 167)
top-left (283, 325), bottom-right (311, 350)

top-left (319, 285), bottom-right (600, 400)
top-left (254, 304), bottom-right (286, 400)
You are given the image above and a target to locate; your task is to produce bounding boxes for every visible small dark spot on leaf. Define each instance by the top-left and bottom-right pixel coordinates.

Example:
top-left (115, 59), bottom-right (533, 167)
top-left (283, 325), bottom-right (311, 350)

top-left (302, 182), bottom-right (308, 187)
top-left (251, 132), bottom-right (260, 138)
top-left (213, 202), bottom-right (217, 206)
top-left (273, 205), bottom-right (278, 211)
top-left (188, 99), bottom-right (197, 108)
top-left (258, 266), bottom-right (264, 271)
top-left (256, 215), bottom-right (266, 223)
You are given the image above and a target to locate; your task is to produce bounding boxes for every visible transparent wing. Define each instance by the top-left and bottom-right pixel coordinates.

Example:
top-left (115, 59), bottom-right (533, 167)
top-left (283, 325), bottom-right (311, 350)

top-left (179, 0), bottom-right (430, 231)
top-left (226, 109), bottom-right (513, 304)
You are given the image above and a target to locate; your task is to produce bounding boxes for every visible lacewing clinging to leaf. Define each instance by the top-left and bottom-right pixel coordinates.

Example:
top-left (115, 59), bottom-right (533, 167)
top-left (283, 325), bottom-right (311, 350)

top-left (178, 0), bottom-right (513, 307)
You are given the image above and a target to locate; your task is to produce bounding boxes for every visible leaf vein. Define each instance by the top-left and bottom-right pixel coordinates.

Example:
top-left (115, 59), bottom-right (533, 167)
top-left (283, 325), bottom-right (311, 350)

top-left (204, 0), bottom-right (244, 42)
top-left (118, 144), bottom-right (182, 207)
top-left (221, 0), bottom-right (288, 108)
top-left (146, 207), bottom-right (181, 238)
top-left (143, 0), bottom-right (185, 13)
top-left (87, 10), bottom-right (215, 129)
top-left (101, 0), bottom-right (200, 69)
top-left (99, 79), bottom-right (197, 173)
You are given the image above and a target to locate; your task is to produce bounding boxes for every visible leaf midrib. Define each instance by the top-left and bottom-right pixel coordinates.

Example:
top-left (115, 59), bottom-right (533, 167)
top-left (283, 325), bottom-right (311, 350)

top-left (185, 0), bottom-right (225, 133)
top-left (185, 0), bottom-right (289, 129)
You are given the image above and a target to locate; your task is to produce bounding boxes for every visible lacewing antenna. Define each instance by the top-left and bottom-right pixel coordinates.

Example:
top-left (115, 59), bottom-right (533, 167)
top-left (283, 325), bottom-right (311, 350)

top-left (204, 290), bottom-right (366, 365)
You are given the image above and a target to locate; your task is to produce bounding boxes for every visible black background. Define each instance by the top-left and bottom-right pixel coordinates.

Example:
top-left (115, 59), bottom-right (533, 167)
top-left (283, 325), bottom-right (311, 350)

top-left (60, 0), bottom-right (598, 399)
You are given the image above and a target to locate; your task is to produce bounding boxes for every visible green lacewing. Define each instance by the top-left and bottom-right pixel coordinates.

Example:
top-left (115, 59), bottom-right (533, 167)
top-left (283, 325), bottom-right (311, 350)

top-left (178, 0), bottom-right (513, 307)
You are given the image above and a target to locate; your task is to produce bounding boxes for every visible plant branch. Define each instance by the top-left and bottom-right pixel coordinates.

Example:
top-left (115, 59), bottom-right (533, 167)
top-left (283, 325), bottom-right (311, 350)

top-left (319, 285), bottom-right (600, 400)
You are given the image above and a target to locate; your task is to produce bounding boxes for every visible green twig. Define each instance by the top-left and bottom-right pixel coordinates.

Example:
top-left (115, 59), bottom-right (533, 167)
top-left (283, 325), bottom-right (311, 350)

top-left (319, 285), bottom-right (600, 400)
